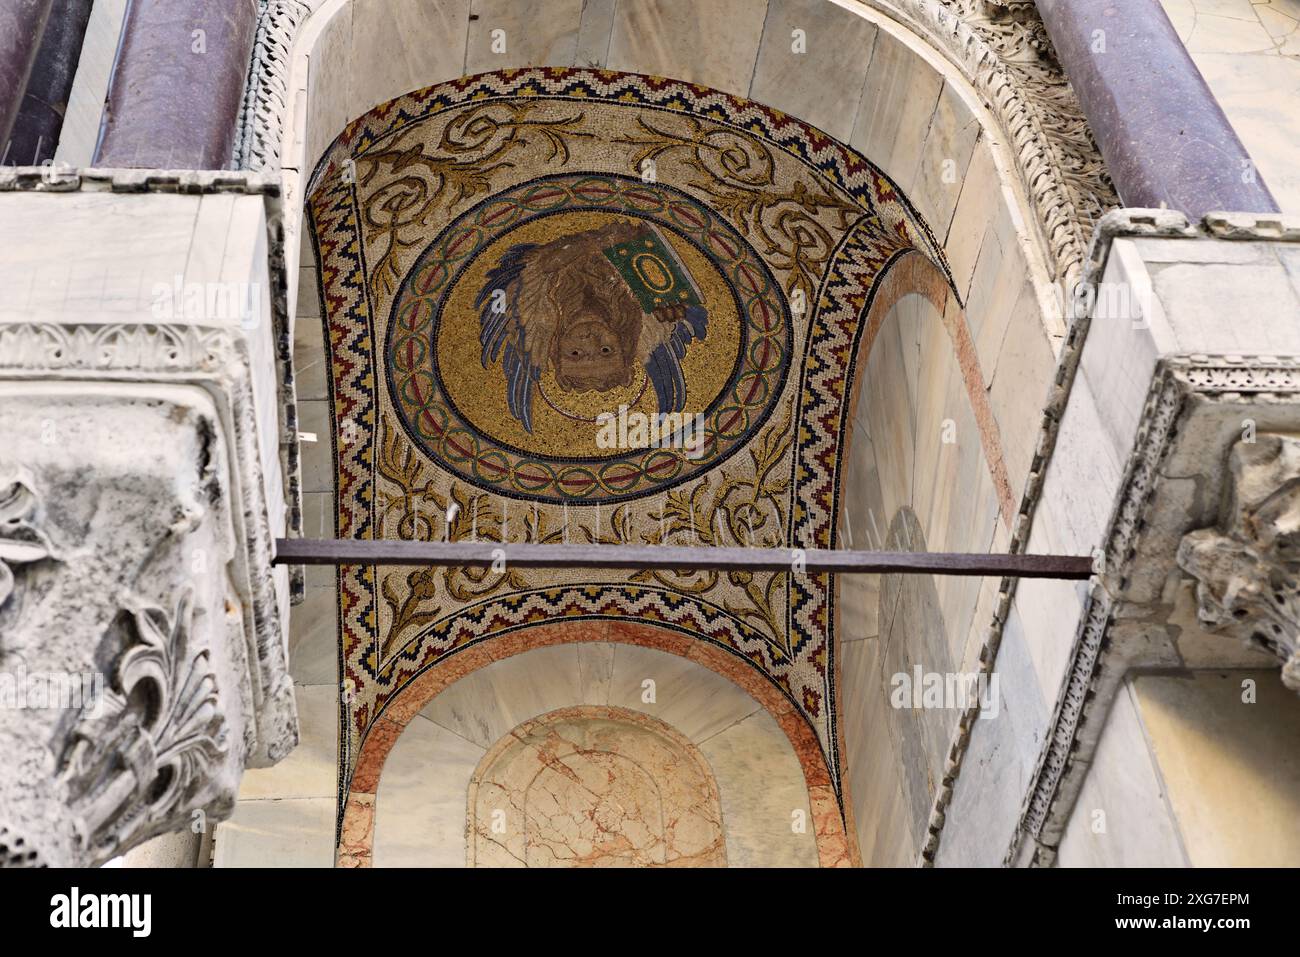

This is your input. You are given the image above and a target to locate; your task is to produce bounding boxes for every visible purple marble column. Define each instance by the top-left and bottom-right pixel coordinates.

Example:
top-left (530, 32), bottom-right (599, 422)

top-left (8, 0), bottom-right (93, 165)
top-left (0, 0), bottom-right (54, 159)
top-left (93, 0), bottom-right (258, 170)
top-left (1035, 0), bottom-right (1279, 219)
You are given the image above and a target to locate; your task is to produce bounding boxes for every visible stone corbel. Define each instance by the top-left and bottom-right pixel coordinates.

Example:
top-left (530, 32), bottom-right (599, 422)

top-left (1178, 434), bottom-right (1300, 691)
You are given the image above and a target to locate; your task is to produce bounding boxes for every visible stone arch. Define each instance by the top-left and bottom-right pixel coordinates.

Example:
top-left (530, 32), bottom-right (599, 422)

top-left (305, 64), bottom-right (948, 852)
top-left (278, 0), bottom-right (1104, 870)
top-left (338, 618), bottom-right (850, 867)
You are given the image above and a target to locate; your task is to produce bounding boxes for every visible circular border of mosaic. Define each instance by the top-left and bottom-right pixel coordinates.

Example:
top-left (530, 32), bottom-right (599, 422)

top-left (385, 172), bottom-right (793, 504)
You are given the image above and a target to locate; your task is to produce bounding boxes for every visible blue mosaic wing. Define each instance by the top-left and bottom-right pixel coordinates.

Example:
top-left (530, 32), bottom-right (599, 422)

top-left (475, 243), bottom-right (543, 432)
top-left (645, 305), bottom-right (708, 414)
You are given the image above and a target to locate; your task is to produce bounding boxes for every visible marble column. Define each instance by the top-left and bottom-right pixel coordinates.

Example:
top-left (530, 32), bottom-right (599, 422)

top-left (93, 0), bottom-right (258, 170)
top-left (0, 0), bottom-right (53, 157)
top-left (1035, 0), bottom-right (1279, 219)
top-left (7, 0), bottom-right (92, 166)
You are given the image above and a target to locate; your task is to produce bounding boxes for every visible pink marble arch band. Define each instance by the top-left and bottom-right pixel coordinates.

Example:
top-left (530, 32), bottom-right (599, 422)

top-left (337, 618), bottom-right (855, 868)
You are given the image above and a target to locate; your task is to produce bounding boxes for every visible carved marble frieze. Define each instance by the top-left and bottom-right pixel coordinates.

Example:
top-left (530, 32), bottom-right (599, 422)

top-left (867, 0), bottom-right (1118, 289)
top-left (234, 0), bottom-right (314, 171)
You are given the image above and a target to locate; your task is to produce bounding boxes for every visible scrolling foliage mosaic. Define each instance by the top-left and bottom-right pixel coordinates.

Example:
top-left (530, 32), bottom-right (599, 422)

top-left (308, 67), bottom-right (949, 806)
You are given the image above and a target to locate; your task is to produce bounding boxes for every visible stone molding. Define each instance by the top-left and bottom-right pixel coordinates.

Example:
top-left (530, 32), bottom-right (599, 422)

top-left (0, 165), bottom-right (280, 194)
top-left (917, 207), bottom-right (1300, 865)
top-left (914, 207), bottom-right (1176, 865)
top-left (234, 0), bottom-right (315, 172)
top-left (1178, 435), bottom-right (1300, 692)
top-left (864, 0), bottom-right (1118, 289)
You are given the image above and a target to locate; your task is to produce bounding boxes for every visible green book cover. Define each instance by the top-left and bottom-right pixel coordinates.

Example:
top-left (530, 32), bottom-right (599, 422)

top-left (602, 225), bottom-right (703, 314)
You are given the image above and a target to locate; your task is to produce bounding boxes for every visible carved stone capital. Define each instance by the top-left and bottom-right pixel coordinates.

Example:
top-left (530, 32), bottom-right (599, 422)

top-left (1178, 435), bottom-right (1300, 691)
top-left (0, 322), bottom-right (298, 867)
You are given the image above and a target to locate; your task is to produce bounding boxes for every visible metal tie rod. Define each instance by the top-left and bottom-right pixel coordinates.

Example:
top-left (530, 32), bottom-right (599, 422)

top-left (274, 538), bottom-right (1094, 580)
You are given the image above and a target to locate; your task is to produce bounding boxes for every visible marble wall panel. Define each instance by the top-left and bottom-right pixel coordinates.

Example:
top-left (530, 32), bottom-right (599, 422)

top-left (305, 6), bottom-right (353, 178)
top-left (466, 0), bottom-right (583, 74)
top-left (933, 605), bottom-right (1048, 866)
top-left (849, 30), bottom-right (943, 195)
top-left (911, 81), bottom-right (981, 239)
top-left (373, 715), bottom-right (487, 867)
top-left (216, 687), bottom-right (340, 866)
top-left (351, 0), bottom-right (469, 116)
top-left (607, 643), bottom-right (762, 741)
top-left (698, 710), bottom-right (820, 867)
top-left (840, 629), bottom-right (917, 866)
top-left (748, 0), bottom-right (879, 142)
top-left (418, 644), bottom-right (589, 747)
top-left (237, 685), bottom-right (339, 800)
top-left (296, 398), bottom-right (334, 493)
top-left (942, 140), bottom-right (1004, 302)
top-left (0, 193), bottom-right (196, 319)
top-left (574, 0), bottom-right (618, 67)
top-left (985, 279), bottom-right (1057, 507)
top-left (214, 798), bottom-right (337, 867)
top-left (607, 0), bottom-right (769, 97)
top-left (1056, 680), bottom-right (1189, 868)
top-left (1133, 671), bottom-right (1300, 867)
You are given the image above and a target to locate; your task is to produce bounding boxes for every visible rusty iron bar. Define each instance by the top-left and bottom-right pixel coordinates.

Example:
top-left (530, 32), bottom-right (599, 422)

top-left (274, 538), bottom-right (1094, 580)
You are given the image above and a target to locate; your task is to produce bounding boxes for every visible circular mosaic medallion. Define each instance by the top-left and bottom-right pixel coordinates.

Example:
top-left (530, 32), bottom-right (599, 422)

top-left (387, 173), bottom-right (792, 503)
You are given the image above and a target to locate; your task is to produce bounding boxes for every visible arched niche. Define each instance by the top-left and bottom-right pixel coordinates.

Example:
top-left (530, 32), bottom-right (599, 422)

top-left (833, 251), bottom-right (1008, 864)
top-left (277, 0), bottom-right (1081, 869)
top-left (345, 620), bottom-right (846, 867)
